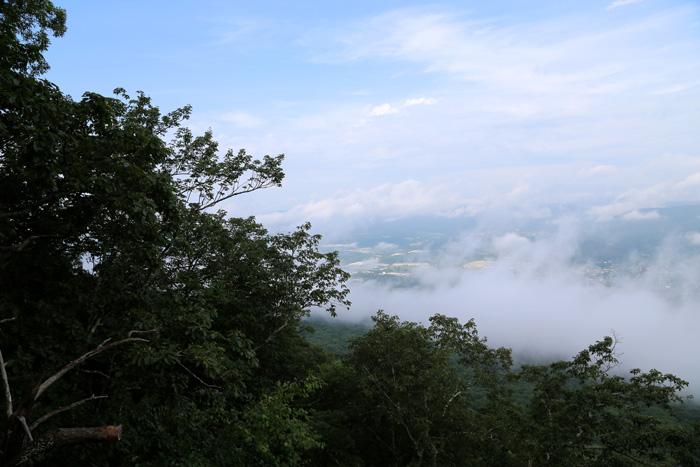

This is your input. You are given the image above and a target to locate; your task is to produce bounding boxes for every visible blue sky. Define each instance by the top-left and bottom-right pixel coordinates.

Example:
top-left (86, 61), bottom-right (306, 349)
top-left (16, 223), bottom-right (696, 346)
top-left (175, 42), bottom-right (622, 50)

top-left (45, 0), bottom-right (700, 233)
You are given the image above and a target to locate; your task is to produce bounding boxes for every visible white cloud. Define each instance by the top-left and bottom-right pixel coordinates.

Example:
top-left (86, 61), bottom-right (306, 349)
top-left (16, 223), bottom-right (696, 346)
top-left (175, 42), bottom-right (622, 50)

top-left (254, 172), bottom-right (583, 233)
top-left (403, 97), bottom-right (436, 106)
top-left (369, 103), bottom-right (399, 116)
top-left (607, 0), bottom-right (645, 11)
top-left (590, 171), bottom-right (700, 221)
top-left (583, 165), bottom-right (618, 176)
top-left (238, 158), bottom-right (700, 236)
top-left (492, 233), bottom-right (531, 254)
top-left (651, 83), bottom-right (697, 95)
top-left (622, 209), bottom-right (661, 220)
top-left (368, 97), bottom-right (436, 117)
top-left (687, 231), bottom-right (700, 246)
top-left (374, 241), bottom-right (399, 251)
top-left (220, 111), bottom-right (264, 128)
top-left (258, 179), bottom-right (471, 228)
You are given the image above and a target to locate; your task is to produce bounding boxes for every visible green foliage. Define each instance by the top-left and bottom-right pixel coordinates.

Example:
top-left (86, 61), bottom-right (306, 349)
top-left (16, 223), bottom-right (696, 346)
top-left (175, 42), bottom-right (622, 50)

top-left (311, 313), bottom-right (699, 466)
top-left (0, 0), bottom-right (66, 75)
top-left (312, 312), bottom-right (518, 466)
top-left (518, 337), bottom-right (695, 466)
top-left (234, 377), bottom-right (325, 466)
top-left (301, 318), bottom-right (370, 355)
top-left (0, 2), bottom-right (348, 465)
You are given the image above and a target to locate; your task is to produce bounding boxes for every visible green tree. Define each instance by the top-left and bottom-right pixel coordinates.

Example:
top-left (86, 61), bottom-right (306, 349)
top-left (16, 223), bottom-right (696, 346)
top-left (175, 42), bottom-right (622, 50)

top-left (312, 313), bottom-right (698, 466)
top-left (1, 2), bottom-right (348, 465)
top-left (313, 312), bottom-right (515, 467)
top-left (518, 337), bottom-right (696, 466)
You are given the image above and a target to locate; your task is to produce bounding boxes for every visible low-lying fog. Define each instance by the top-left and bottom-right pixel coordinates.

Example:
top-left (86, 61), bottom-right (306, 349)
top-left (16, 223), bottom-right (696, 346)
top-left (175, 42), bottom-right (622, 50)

top-left (318, 216), bottom-right (700, 394)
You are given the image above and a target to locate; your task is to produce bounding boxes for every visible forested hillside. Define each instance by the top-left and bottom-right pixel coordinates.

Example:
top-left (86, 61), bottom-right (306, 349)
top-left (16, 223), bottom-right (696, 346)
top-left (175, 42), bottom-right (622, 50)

top-left (0, 2), bottom-right (698, 465)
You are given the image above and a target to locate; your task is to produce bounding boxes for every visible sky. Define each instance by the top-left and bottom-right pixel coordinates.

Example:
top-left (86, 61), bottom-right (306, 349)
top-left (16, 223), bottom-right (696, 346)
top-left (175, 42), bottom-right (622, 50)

top-left (45, 1), bottom-right (700, 386)
top-left (45, 0), bottom-right (700, 233)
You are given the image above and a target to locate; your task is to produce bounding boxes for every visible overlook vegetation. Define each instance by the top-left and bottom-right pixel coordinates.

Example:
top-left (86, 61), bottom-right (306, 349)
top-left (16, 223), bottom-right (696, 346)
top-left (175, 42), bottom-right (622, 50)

top-left (0, 2), bottom-right (698, 465)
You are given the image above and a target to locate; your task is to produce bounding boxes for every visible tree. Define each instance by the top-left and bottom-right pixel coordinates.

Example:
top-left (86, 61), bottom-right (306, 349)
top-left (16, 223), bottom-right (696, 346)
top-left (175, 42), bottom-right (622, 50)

top-left (312, 312), bottom-right (515, 466)
top-left (1, 1), bottom-right (349, 464)
top-left (518, 337), bottom-right (695, 466)
top-left (311, 312), bottom-right (698, 466)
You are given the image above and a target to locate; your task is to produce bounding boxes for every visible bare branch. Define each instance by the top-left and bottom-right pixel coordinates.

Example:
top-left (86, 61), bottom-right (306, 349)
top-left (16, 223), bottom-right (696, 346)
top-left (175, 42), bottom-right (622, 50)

top-left (362, 366), bottom-right (422, 457)
top-left (253, 320), bottom-right (290, 352)
top-left (0, 347), bottom-right (12, 418)
top-left (78, 369), bottom-right (110, 379)
top-left (604, 330), bottom-right (623, 373)
top-left (127, 328), bottom-right (159, 338)
top-left (442, 390), bottom-right (463, 418)
top-left (30, 395), bottom-right (108, 431)
top-left (175, 360), bottom-right (222, 390)
top-left (32, 337), bottom-right (148, 402)
top-left (18, 416), bottom-right (33, 442)
top-left (0, 317), bottom-right (16, 325)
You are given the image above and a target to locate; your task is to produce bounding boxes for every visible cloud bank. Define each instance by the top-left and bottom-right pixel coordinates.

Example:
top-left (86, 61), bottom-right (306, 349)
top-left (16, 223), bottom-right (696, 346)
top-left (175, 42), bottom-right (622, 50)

top-left (337, 224), bottom-right (700, 393)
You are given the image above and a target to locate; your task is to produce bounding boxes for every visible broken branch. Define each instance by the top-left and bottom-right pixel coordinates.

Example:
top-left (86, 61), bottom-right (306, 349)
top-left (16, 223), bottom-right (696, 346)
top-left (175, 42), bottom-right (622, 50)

top-left (32, 337), bottom-right (148, 402)
top-left (0, 347), bottom-right (12, 418)
top-left (11, 425), bottom-right (122, 466)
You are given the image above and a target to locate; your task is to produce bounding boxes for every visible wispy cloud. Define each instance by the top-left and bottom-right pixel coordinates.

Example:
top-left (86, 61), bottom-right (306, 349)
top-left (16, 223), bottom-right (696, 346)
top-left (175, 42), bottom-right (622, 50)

top-left (621, 209), bottom-right (661, 220)
top-left (687, 232), bottom-right (700, 246)
top-left (590, 171), bottom-right (700, 220)
top-left (607, 0), bottom-right (645, 11)
top-left (367, 96), bottom-right (436, 117)
top-left (369, 103), bottom-right (398, 117)
top-left (220, 111), bottom-right (264, 128)
top-left (403, 97), bottom-right (436, 106)
top-left (318, 6), bottom-right (699, 111)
